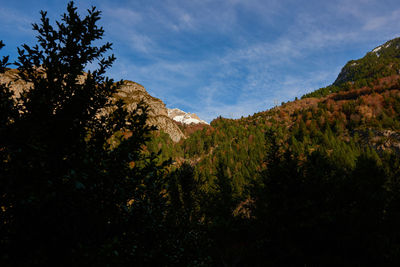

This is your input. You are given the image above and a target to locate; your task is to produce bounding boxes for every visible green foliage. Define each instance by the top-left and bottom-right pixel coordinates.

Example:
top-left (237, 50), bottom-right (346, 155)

top-left (303, 38), bottom-right (400, 99)
top-left (249, 129), bottom-right (399, 265)
top-left (157, 63), bottom-right (400, 264)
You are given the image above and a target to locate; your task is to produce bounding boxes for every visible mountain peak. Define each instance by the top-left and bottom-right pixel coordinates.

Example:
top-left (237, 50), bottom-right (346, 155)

top-left (303, 37), bottom-right (400, 99)
top-left (334, 37), bottom-right (400, 86)
top-left (167, 108), bottom-right (208, 125)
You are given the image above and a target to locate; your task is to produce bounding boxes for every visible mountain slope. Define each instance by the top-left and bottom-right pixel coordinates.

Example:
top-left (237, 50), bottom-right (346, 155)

top-left (113, 80), bottom-right (185, 142)
top-left (334, 38), bottom-right (400, 86)
top-left (153, 37), bottom-right (400, 198)
top-left (0, 69), bottom-right (210, 142)
top-left (303, 37), bottom-right (400, 98)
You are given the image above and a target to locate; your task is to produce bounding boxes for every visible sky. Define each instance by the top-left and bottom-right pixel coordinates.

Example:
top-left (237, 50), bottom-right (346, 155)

top-left (1, 0), bottom-right (400, 122)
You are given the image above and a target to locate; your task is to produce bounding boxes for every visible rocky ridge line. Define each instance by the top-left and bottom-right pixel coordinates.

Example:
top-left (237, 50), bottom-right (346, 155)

top-left (0, 70), bottom-right (187, 142)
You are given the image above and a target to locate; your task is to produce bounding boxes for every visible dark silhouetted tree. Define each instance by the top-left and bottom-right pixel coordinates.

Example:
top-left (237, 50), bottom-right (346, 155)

top-left (0, 2), bottom-right (173, 265)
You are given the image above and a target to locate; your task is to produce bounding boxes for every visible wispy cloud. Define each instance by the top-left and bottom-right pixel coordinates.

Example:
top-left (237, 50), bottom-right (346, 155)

top-left (103, 0), bottom-right (400, 122)
top-left (3, 0), bottom-right (400, 122)
top-left (0, 7), bottom-right (34, 35)
top-left (363, 8), bottom-right (400, 31)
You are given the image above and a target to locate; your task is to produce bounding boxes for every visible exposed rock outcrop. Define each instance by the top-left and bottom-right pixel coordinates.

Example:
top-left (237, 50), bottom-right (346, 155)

top-left (0, 69), bottom-right (29, 98)
top-left (0, 70), bottom-right (186, 142)
top-left (115, 81), bottom-right (186, 142)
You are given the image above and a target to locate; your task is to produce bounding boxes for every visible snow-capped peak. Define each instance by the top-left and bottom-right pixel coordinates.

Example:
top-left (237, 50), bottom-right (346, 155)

top-left (167, 108), bottom-right (208, 125)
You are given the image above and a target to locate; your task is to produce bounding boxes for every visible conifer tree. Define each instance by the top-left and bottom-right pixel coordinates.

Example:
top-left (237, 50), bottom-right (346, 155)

top-left (0, 2), bottom-right (171, 265)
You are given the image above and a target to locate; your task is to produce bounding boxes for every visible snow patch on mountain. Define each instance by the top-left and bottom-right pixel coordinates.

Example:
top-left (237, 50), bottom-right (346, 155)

top-left (372, 46), bottom-right (382, 53)
top-left (167, 108), bottom-right (208, 125)
top-left (372, 46), bottom-right (382, 57)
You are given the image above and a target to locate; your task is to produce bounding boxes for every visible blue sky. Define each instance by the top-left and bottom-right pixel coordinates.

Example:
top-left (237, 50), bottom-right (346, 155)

top-left (1, 0), bottom-right (400, 122)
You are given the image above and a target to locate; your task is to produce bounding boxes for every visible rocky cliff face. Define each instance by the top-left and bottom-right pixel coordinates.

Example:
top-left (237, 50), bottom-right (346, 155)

top-left (0, 70), bottom-right (186, 142)
top-left (114, 81), bottom-right (186, 142)
top-left (0, 69), bottom-right (28, 98)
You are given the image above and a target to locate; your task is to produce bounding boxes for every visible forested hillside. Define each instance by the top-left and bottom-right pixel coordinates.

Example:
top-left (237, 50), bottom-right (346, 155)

top-left (303, 37), bottom-right (400, 98)
top-left (144, 35), bottom-right (400, 265)
top-left (148, 65), bottom-right (400, 200)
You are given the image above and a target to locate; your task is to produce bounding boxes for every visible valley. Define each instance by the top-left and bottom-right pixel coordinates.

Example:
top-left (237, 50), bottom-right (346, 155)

top-left (2, 3), bottom-right (400, 264)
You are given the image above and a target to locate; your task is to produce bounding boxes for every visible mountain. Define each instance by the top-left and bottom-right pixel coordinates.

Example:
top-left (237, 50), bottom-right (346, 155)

top-left (303, 37), bottom-right (400, 98)
top-left (165, 38), bottom-right (400, 264)
top-left (112, 80), bottom-right (186, 142)
top-left (147, 37), bottom-right (400, 198)
top-left (0, 69), bottom-right (210, 143)
top-left (167, 108), bottom-right (208, 125)
top-left (334, 37), bottom-right (400, 86)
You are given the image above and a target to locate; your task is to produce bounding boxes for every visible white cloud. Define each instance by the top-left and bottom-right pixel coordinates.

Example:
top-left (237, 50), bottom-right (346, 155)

top-left (0, 7), bottom-right (34, 35)
top-left (103, 7), bottom-right (143, 25)
top-left (98, 0), bottom-right (400, 122)
top-left (363, 9), bottom-right (400, 31)
top-left (127, 33), bottom-right (155, 54)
